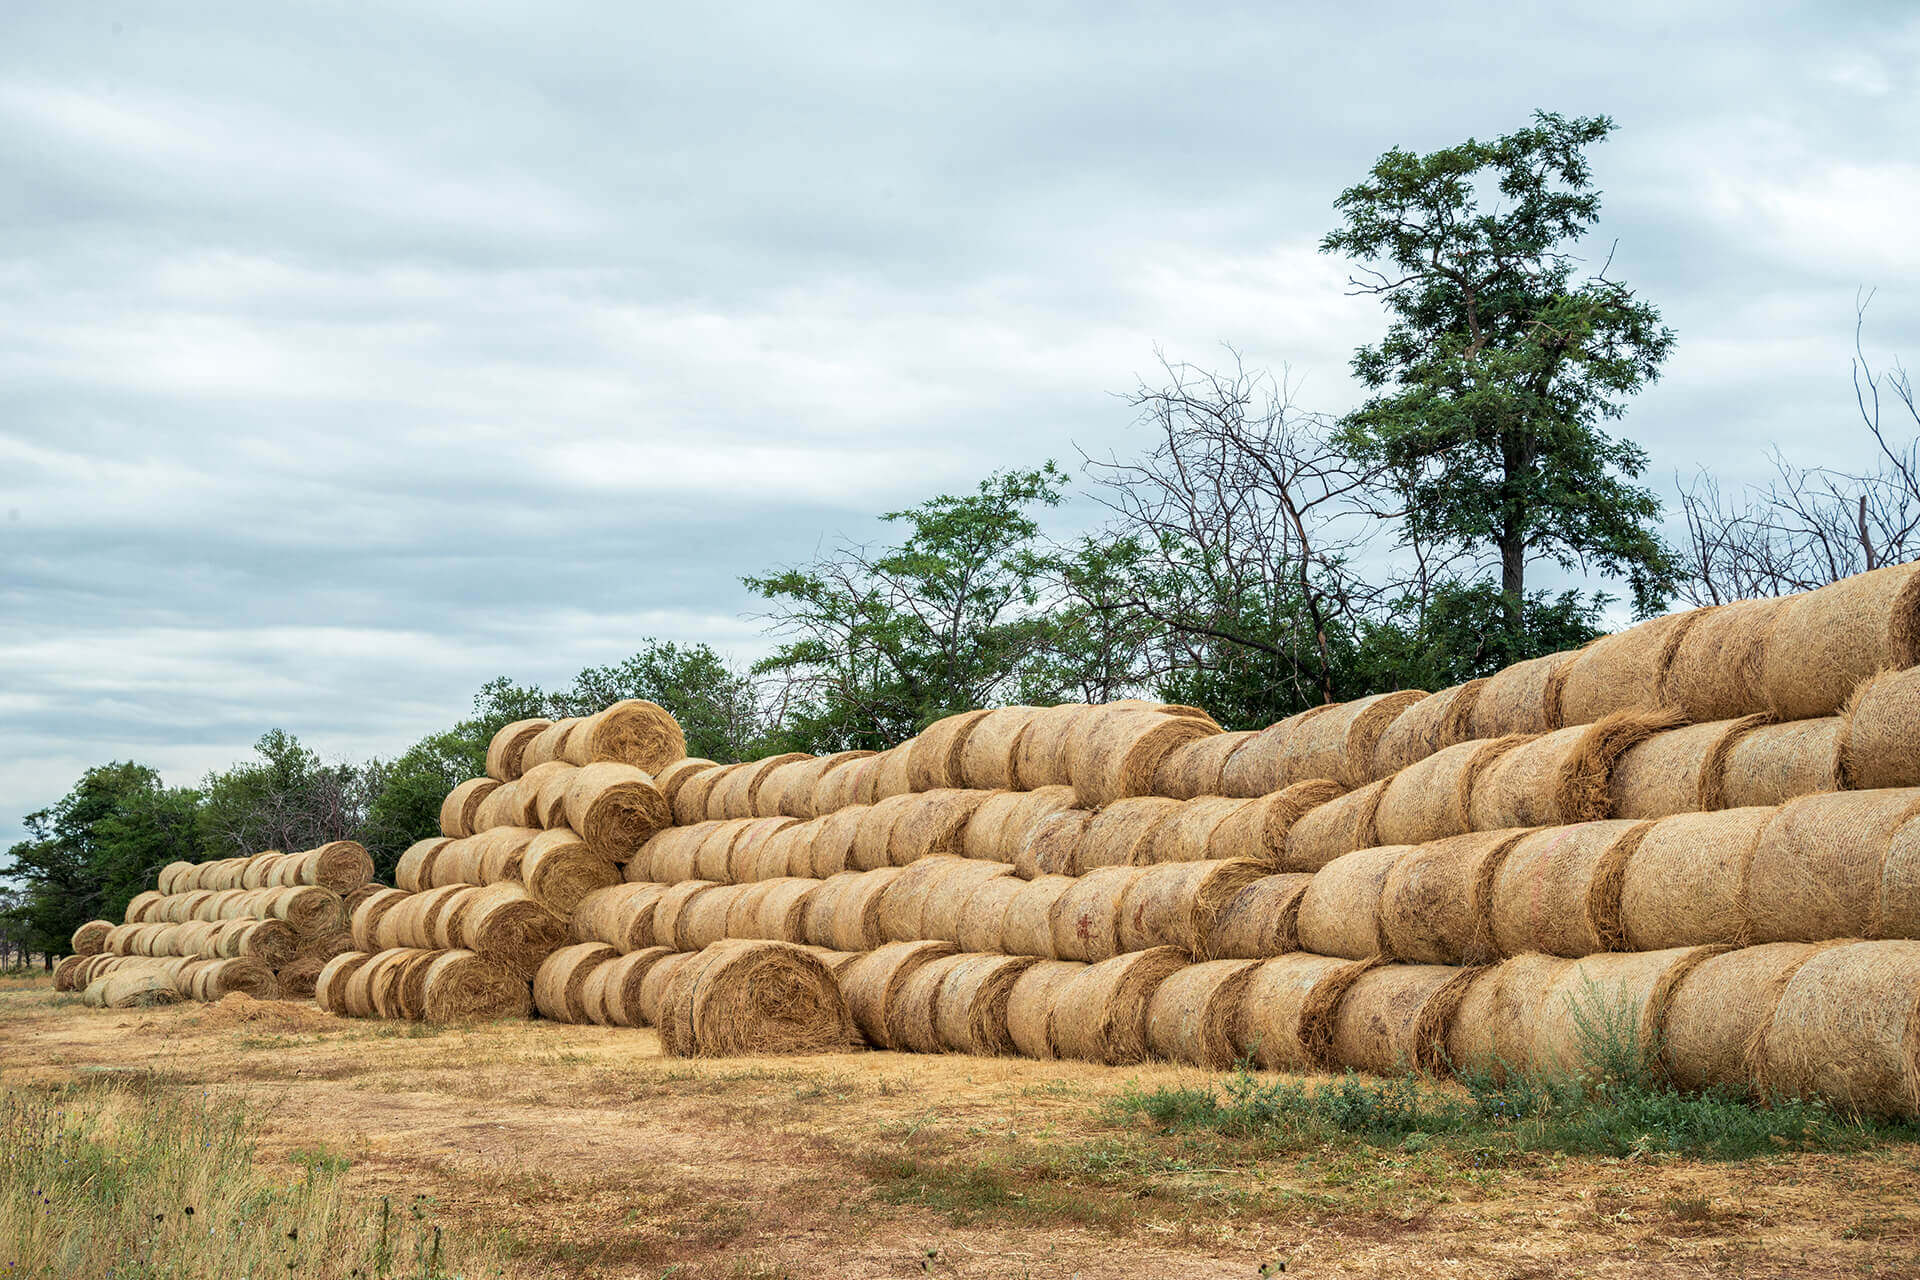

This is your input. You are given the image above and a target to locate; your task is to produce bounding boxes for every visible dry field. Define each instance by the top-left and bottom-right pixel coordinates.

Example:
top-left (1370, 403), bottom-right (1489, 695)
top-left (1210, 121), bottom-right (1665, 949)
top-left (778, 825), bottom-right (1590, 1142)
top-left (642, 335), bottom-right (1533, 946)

top-left (4, 975), bottom-right (1919, 1279)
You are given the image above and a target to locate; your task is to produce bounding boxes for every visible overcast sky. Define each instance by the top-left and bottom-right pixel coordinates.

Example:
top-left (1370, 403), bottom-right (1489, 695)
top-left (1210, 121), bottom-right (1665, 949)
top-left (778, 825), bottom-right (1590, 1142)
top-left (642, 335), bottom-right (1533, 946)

top-left (3, 2), bottom-right (1916, 847)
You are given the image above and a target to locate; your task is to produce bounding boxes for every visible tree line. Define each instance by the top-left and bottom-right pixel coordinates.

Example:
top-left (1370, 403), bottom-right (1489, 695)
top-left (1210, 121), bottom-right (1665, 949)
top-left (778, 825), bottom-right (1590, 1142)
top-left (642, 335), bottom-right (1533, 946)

top-left (6, 111), bottom-right (1914, 965)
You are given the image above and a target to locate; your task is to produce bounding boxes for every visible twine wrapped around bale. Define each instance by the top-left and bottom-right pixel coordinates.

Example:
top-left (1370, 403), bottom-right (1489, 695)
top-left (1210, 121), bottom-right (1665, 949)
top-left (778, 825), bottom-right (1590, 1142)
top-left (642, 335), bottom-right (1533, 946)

top-left (1745, 789), bottom-right (1920, 943)
top-left (521, 828), bottom-right (621, 916)
top-left (1468, 649), bottom-right (1580, 739)
top-left (1329, 963), bottom-right (1481, 1076)
top-left (1145, 959), bottom-right (1259, 1068)
top-left (1662, 941), bottom-right (1839, 1095)
top-left (1840, 666), bottom-right (1920, 791)
top-left (1283, 780), bottom-right (1386, 872)
top-left (658, 940), bottom-right (857, 1058)
top-left (1557, 610), bottom-right (1703, 727)
top-left (838, 940), bottom-right (958, 1048)
top-left (1370, 680), bottom-right (1489, 780)
top-left (1527, 946), bottom-right (1722, 1078)
top-left (70, 920), bottom-right (111, 956)
top-left (885, 952), bottom-right (969, 1054)
top-left (1048, 946), bottom-right (1188, 1065)
top-left (1071, 708), bottom-right (1220, 809)
top-left (999, 875), bottom-right (1076, 958)
top-left (1219, 706), bottom-right (1339, 799)
top-left (1444, 952), bottom-right (1574, 1080)
top-left (1116, 858), bottom-right (1266, 956)
top-left (555, 699), bottom-right (687, 774)
top-left (930, 954), bottom-right (1039, 1054)
top-left (1282, 690), bottom-right (1430, 789)
top-left (1490, 820), bottom-right (1650, 957)
top-left (889, 790), bottom-right (990, 865)
top-left (1050, 866), bottom-right (1149, 963)
top-left (561, 763), bottom-right (670, 862)
top-left (1379, 829), bottom-right (1528, 965)
top-left (1296, 845), bottom-right (1414, 961)
top-left (439, 777), bottom-right (499, 839)
top-left (1662, 597), bottom-right (1785, 722)
top-left (1610, 716), bottom-right (1766, 819)
top-left (1468, 711), bottom-right (1682, 832)
top-left (955, 876), bottom-right (1025, 953)
top-left (534, 942), bottom-right (620, 1023)
top-left (1375, 736), bottom-right (1528, 847)
top-left (419, 949), bottom-right (531, 1022)
top-left (590, 947), bottom-right (674, 1026)
top-left (1235, 954), bottom-right (1379, 1071)
top-left (1205, 874), bottom-right (1312, 960)
top-left (1718, 717), bottom-right (1843, 809)
top-left (571, 882), bottom-right (667, 951)
top-left (1152, 731), bottom-right (1258, 800)
top-left (1618, 808), bottom-right (1771, 950)
top-left (1758, 563), bottom-right (1920, 721)
top-left (486, 719), bottom-right (551, 782)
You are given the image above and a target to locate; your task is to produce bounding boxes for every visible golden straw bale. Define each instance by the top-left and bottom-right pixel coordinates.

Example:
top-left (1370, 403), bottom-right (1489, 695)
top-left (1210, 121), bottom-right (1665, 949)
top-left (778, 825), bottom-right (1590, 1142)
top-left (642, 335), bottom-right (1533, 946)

top-left (521, 828), bottom-right (621, 916)
top-left (1840, 666), bottom-right (1920, 791)
top-left (1071, 710), bottom-right (1219, 809)
top-left (744, 877), bottom-right (821, 944)
top-left (1528, 946), bottom-right (1722, 1078)
top-left (959, 790), bottom-right (1024, 861)
top-left (83, 968), bottom-right (182, 1009)
top-left (1610, 716), bottom-right (1766, 818)
top-left (1140, 797), bottom-right (1250, 866)
top-left (1235, 953), bottom-right (1379, 1070)
top-left (1758, 563), bottom-right (1920, 721)
top-left (1467, 710), bottom-right (1681, 831)
top-left (932, 953), bottom-right (1039, 1054)
top-left (671, 762), bottom-right (739, 826)
top-left (476, 827), bottom-right (539, 884)
top-left (1330, 963), bottom-right (1481, 1076)
top-left (1746, 789), bottom-right (1920, 942)
top-left (1282, 780), bottom-right (1386, 871)
top-left (557, 699), bottom-right (687, 774)
top-left (959, 706), bottom-right (1044, 790)
top-left (799, 868), bottom-right (897, 952)
top-left (999, 875), bottom-right (1076, 958)
top-left (908, 711), bottom-right (993, 792)
top-left (571, 882), bottom-right (667, 951)
top-left (1663, 941), bottom-right (1839, 1095)
top-left (1205, 874), bottom-right (1312, 960)
top-left (1049, 946), bottom-right (1188, 1064)
top-left (1050, 866), bottom-right (1149, 962)
top-left (592, 946), bottom-right (674, 1026)
top-left (1218, 706), bottom-right (1338, 799)
top-left (124, 890), bottom-right (164, 923)
top-left (394, 838), bottom-right (449, 893)
top-left (439, 777), bottom-right (498, 839)
top-left (520, 719), bottom-right (578, 772)
top-left (419, 949), bottom-right (531, 1022)
top-left (515, 762), bottom-right (577, 828)
top-left (1375, 736), bottom-right (1528, 847)
top-left (1152, 731), bottom-right (1258, 800)
top-left (886, 952), bottom-right (968, 1053)
top-left (653, 757), bottom-right (719, 809)
top-left (1468, 649), bottom-right (1582, 738)
top-left (1490, 820), bottom-right (1650, 957)
top-left (1116, 858), bottom-right (1266, 956)
top-left (724, 817), bottom-right (800, 884)
top-left (1718, 717), bottom-right (1843, 809)
top-left (486, 718), bottom-right (551, 782)
top-left (888, 857), bottom-right (1014, 943)
top-left (349, 888), bottom-right (410, 951)
top-left (1282, 690), bottom-right (1429, 788)
top-left (1014, 808), bottom-right (1092, 878)
top-left (1370, 680), bottom-right (1490, 780)
top-left (471, 780), bottom-right (526, 833)
top-left (1444, 952), bottom-right (1573, 1080)
top-left (1202, 779), bottom-right (1346, 869)
top-left (637, 822), bottom-right (713, 884)
top-left (70, 920), bottom-right (110, 956)
top-left (660, 941), bottom-right (856, 1057)
top-left (1297, 845), bottom-right (1414, 960)
top-left (1662, 597), bottom-right (1785, 721)
top-left (812, 756), bottom-right (877, 813)
top-left (1077, 798), bottom-right (1184, 870)
top-left (1618, 809), bottom-right (1771, 950)
top-left (679, 884), bottom-right (754, 950)
top-left (455, 882), bottom-right (568, 980)
top-left (889, 790), bottom-right (990, 865)
top-left (839, 939), bottom-right (958, 1048)
top-left (634, 951), bottom-right (697, 1027)
top-left (847, 795), bottom-right (918, 871)
top-left (744, 823), bottom-right (812, 882)
top-left (871, 742), bottom-right (917, 800)
top-left (1379, 829), bottom-right (1528, 965)
top-left (1004, 959), bottom-right (1083, 1058)
top-left (805, 806), bottom-right (867, 879)
top-left (561, 763), bottom-right (669, 862)
top-left (1557, 610), bottom-right (1703, 726)
top-left (1143, 959), bottom-right (1259, 1068)
top-left (1012, 704), bottom-right (1094, 790)
top-left (776, 750), bottom-right (876, 819)
top-left (535, 942), bottom-right (620, 1022)
top-left (279, 842), bottom-right (374, 894)
top-left (955, 876), bottom-right (1025, 954)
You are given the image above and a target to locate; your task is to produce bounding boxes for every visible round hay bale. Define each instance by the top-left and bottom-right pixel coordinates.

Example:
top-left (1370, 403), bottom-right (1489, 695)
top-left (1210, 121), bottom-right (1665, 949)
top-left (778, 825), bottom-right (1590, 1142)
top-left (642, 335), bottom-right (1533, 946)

top-left (1077, 797), bottom-right (1183, 870)
top-left (266, 885), bottom-right (346, 936)
top-left (282, 842), bottom-right (374, 894)
top-left (636, 951), bottom-right (698, 1026)
top-left (1883, 816), bottom-right (1920, 939)
top-left (960, 790), bottom-right (1027, 861)
top-left (471, 780), bottom-right (526, 833)
top-left (534, 942), bottom-right (620, 1022)
top-left (1204, 779), bottom-right (1347, 868)
top-left (1718, 717), bottom-right (1843, 809)
top-left (1618, 808), bottom-right (1771, 950)
top-left (439, 777), bottom-right (499, 839)
top-left (890, 857), bottom-right (1014, 943)
top-left (807, 868), bottom-right (902, 952)
top-left (1049, 946), bottom-right (1187, 1064)
top-left (526, 763), bottom-right (581, 828)
top-left (349, 888), bottom-right (411, 951)
top-left (1329, 963), bottom-right (1481, 1076)
top-left (1370, 680), bottom-right (1490, 780)
top-left (703, 760), bottom-right (765, 822)
top-left (394, 838), bottom-right (450, 893)
top-left (1145, 959), bottom-right (1259, 1068)
top-left (908, 711), bottom-right (992, 792)
top-left (678, 883), bottom-right (753, 950)
top-left (521, 718), bottom-right (579, 772)
top-left (859, 742), bottom-right (910, 802)
top-left (1610, 715), bottom-right (1767, 818)
top-left (1234, 954), bottom-right (1378, 1070)
top-left (52, 954), bottom-right (87, 991)
top-left (1152, 731), bottom-right (1258, 800)
top-left (848, 794), bottom-right (919, 871)
top-left (1012, 704), bottom-right (1094, 790)
top-left (999, 875), bottom-right (1076, 958)
top-left (807, 806), bottom-right (868, 879)
top-left (593, 946), bottom-right (674, 1026)
top-left (427, 836), bottom-right (484, 887)
top-left (1759, 563), bottom-right (1920, 721)
top-left (1663, 940), bottom-right (1839, 1095)
top-left (660, 941), bottom-right (856, 1057)
top-left (557, 699), bottom-right (687, 773)
top-left (562, 763), bottom-right (671, 862)
top-left (477, 827), bottom-right (539, 884)
top-left (987, 787), bottom-right (1079, 865)
top-left (1379, 829), bottom-right (1527, 965)
top-left (456, 882), bottom-right (568, 980)
top-left (276, 954), bottom-right (326, 1000)
top-left (1746, 789), bottom-right (1920, 943)
top-left (1558, 610), bottom-right (1703, 727)
top-left (1282, 690), bottom-right (1430, 789)
top-left (1016, 808), bottom-right (1095, 878)
top-left (889, 790), bottom-right (989, 865)
top-left (959, 706), bottom-right (1044, 790)
top-left (1050, 866), bottom-right (1149, 963)
top-left (724, 816), bottom-right (801, 884)
top-left (85, 969), bottom-right (182, 1009)
top-left (672, 762), bottom-right (741, 826)
top-left (1468, 711), bottom-right (1682, 832)
top-left (1375, 736), bottom-right (1527, 847)
top-left (923, 954), bottom-right (1034, 1056)
top-left (124, 890), bottom-right (165, 923)
top-left (1116, 858), bottom-right (1266, 957)
top-left (1283, 780), bottom-right (1386, 872)
top-left (815, 756), bottom-right (880, 813)
top-left (1841, 665), bottom-right (1920, 791)
top-left (1444, 952), bottom-right (1574, 1080)
top-left (654, 757), bottom-right (721, 809)
top-left (341, 949), bottom-right (392, 1017)
top-left (189, 956), bottom-right (281, 1003)
top-left (1296, 845), bottom-right (1414, 960)
top-left (744, 822), bottom-right (813, 882)
top-left (486, 717), bottom-right (551, 781)
top-left (641, 823), bottom-right (715, 884)
top-left (1662, 597), bottom-right (1785, 722)
top-left (1071, 710), bottom-right (1219, 809)
top-left (775, 750), bottom-right (875, 820)
top-left (721, 880), bottom-right (781, 939)
top-left (418, 950), bottom-right (531, 1022)
top-left (838, 939), bottom-right (958, 1048)
top-left (370, 949), bottom-right (434, 1019)
top-left (885, 952), bottom-right (969, 1053)
top-left (571, 882), bottom-right (667, 951)
top-left (1528, 945), bottom-right (1721, 1078)
top-left (651, 879), bottom-right (722, 951)
top-left (155, 864), bottom-right (192, 895)
top-left (955, 876), bottom-right (1026, 954)
top-left (1468, 648), bottom-right (1582, 738)
top-left (1205, 874), bottom-right (1312, 960)
top-left (745, 877), bottom-right (821, 944)
top-left (1490, 820), bottom-right (1649, 957)
top-left (1004, 959), bottom-right (1083, 1058)
top-left (521, 828), bottom-right (621, 916)
top-left (1218, 706), bottom-right (1337, 799)
top-left (1140, 797), bottom-right (1250, 866)
top-left (751, 758), bottom-right (816, 819)
top-left (70, 919), bottom-right (110, 956)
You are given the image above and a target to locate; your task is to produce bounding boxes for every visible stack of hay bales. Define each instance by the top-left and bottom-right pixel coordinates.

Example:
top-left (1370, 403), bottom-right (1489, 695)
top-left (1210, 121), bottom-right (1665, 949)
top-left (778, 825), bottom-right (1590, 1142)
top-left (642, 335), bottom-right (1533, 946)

top-left (57, 841), bottom-right (375, 1003)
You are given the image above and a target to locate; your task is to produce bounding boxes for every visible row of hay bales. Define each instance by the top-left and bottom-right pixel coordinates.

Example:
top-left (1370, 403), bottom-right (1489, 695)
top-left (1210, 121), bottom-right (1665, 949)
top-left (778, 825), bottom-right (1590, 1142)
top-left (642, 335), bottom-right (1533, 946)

top-left (312, 947), bottom-right (533, 1021)
top-left (59, 843), bottom-right (379, 1002)
top-left (57, 953), bottom-right (283, 1006)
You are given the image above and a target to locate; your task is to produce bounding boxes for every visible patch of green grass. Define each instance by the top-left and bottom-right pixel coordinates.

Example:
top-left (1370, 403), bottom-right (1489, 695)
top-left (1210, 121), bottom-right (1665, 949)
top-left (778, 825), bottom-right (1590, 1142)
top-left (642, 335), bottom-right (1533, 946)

top-left (860, 1153), bottom-right (1131, 1228)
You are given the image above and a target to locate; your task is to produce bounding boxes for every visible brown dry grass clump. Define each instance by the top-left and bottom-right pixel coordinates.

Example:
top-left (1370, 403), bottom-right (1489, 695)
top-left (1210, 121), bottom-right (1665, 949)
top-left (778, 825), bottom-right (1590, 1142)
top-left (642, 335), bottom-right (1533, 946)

top-left (1329, 963), bottom-right (1480, 1076)
top-left (1370, 679), bottom-right (1489, 779)
top-left (1758, 563), bottom-right (1920, 720)
top-left (1379, 829), bottom-right (1528, 965)
top-left (1490, 820), bottom-right (1650, 957)
top-left (1048, 946), bottom-right (1188, 1064)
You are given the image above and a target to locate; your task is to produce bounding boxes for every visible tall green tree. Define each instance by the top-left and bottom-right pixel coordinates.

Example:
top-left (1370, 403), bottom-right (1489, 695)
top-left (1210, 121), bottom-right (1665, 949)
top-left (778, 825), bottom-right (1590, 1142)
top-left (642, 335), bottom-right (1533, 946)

top-left (197, 730), bottom-right (371, 859)
top-left (1322, 111), bottom-right (1679, 627)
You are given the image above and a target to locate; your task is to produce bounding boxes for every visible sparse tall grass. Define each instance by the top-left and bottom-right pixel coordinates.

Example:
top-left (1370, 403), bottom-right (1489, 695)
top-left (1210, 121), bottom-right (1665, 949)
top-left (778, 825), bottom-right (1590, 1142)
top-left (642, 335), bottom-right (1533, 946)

top-left (1, 1075), bottom-right (511, 1279)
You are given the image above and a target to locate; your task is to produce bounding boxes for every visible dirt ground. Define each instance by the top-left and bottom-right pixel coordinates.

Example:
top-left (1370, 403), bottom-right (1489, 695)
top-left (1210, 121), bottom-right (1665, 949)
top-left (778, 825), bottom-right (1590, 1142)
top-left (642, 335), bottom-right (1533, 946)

top-left (4, 977), bottom-right (1918, 1279)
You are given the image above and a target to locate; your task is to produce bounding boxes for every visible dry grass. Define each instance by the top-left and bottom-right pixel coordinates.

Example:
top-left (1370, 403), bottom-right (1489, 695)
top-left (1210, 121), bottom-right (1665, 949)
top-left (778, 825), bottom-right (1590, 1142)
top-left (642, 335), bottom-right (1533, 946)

top-left (3, 975), bottom-right (1920, 1277)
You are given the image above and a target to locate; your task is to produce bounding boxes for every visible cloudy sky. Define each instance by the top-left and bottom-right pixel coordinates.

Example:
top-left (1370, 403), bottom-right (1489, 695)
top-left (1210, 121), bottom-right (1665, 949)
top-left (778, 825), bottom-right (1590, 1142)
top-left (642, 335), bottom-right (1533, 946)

top-left (3, 1), bottom-right (1916, 846)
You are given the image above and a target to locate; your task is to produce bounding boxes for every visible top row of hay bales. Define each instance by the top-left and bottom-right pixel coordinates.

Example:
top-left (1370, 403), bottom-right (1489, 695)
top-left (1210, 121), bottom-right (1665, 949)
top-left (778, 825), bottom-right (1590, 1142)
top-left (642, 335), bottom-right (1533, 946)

top-left (481, 699), bottom-right (688, 783)
top-left (155, 841), bottom-right (374, 896)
